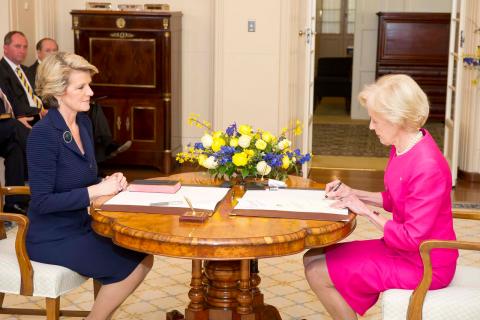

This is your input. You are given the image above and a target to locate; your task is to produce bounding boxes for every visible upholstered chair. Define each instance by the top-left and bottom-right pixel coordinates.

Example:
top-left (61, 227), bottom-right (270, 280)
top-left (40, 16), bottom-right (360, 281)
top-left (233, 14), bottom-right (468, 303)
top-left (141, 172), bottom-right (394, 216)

top-left (382, 211), bottom-right (480, 320)
top-left (0, 186), bottom-right (101, 319)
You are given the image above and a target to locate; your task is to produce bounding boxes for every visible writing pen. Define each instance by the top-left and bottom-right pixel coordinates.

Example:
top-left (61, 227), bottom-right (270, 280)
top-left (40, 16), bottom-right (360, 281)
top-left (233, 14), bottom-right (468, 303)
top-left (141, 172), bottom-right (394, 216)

top-left (325, 181), bottom-right (342, 198)
top-left (150, 201), bottom-right (183, 206)
top-left (184, 196), bottom-right (197, 215)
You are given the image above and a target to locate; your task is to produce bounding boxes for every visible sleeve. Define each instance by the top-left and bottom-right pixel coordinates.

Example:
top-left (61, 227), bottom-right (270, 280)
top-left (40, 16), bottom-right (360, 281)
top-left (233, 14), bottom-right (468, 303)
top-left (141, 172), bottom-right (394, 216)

top-left (27, 123), bottom-right (90, 214)
top-left (382, 191), bottom-right (393, 212)
top-left (383, 160), bottom-right (449, 252)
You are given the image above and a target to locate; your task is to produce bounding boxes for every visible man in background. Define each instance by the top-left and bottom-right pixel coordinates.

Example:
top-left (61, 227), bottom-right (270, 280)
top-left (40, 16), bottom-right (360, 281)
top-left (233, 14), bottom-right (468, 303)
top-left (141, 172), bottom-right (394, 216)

top-left (27, 37), bottom-right (58, 79)
top-left (0, 31), bottom-right (43, 129)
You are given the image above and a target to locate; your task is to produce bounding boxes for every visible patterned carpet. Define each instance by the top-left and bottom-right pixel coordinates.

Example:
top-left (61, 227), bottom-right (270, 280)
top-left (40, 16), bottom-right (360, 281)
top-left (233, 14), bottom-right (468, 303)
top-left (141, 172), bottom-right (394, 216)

top-left (313, 122), bottom-right (445, 157)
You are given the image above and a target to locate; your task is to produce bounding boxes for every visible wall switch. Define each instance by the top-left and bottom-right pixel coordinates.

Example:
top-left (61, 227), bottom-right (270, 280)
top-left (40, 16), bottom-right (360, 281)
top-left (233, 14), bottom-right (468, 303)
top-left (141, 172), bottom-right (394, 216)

top-left (248, 20), bottom-right (256, 32)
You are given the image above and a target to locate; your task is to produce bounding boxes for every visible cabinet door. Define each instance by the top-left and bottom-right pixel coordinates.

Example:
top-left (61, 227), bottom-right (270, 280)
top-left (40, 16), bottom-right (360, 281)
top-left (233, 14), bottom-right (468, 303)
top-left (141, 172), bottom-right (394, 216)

top-left (128, 98), bottom-right (166, 150)
top-left (97, 98), bottom-right (129, 142)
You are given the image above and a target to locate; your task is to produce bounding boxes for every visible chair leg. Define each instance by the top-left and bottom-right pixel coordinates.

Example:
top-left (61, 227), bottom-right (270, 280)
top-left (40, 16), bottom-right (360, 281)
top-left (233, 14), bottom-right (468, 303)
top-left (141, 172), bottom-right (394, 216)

top-left (46, 297), bottom-right (60, 320)
top-left (0, 292), bottom-right (4, 309)
top-left (93, 279), bottom-right (102, 300)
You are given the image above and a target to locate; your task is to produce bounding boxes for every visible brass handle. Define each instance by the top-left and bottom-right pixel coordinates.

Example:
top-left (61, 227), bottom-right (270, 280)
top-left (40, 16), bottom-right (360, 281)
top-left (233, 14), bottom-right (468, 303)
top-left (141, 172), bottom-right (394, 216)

top-left (116, 116), bottom-right (121, 131)
top-left (125, 116), bottom-right (130, 131)
top-left (299, 30), bottom-right (305, 36)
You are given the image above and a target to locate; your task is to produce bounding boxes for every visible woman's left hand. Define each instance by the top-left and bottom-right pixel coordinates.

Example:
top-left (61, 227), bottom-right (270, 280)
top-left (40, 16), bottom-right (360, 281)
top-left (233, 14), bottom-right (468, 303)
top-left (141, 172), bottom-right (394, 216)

top-left (330, 194), bottom-right (371, 217)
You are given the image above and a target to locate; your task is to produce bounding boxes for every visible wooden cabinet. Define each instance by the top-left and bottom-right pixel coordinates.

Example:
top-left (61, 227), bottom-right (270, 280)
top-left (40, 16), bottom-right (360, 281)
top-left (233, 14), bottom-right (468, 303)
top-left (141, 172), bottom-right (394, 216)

top-left (376, 12), bottom-right (450, 121)
top-left (71, 10), bottom-right (182, 173)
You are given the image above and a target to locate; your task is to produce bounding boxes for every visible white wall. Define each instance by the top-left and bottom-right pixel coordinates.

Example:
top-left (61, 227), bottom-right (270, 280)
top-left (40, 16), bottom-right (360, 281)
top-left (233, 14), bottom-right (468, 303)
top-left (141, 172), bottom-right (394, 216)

top-left (350, 0), bottom-right (452, 120)
top-left (0, 0), bottom-right (11, 46)
top-left (55, 0), bottom-right (214, 147)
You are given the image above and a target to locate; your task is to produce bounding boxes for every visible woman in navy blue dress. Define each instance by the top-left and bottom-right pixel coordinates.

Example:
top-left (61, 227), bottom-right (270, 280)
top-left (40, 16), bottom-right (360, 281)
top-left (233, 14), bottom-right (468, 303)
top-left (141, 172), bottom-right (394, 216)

top-left (26, 52), bottom-right (153, 320)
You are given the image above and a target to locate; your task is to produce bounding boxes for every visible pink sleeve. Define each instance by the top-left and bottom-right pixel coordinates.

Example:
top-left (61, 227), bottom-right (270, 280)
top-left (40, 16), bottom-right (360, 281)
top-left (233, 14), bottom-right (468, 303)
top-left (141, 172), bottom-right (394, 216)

top-left (382, 191), bottom-right (392, 212)
top-left (383, 162), bottom-right (450, 252)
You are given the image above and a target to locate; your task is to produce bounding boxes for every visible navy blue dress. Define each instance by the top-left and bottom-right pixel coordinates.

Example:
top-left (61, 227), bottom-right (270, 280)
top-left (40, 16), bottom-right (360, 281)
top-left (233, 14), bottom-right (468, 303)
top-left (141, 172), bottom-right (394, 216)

top-left (26, 108), bottom-right (146, 285)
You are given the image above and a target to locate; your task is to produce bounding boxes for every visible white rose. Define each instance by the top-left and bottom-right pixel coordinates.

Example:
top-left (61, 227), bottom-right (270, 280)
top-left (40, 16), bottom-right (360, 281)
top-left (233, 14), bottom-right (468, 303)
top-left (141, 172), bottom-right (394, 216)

top-left (277, 139), bottom-right (291, 150)
top-left (238, 135), bottom-right (252, 148)
top-left (202, 156), bottom-right (218, 169)
top-left (256, 161), bottom-right (271, 176)
top-left (201, 134), bottom-right (213, 148)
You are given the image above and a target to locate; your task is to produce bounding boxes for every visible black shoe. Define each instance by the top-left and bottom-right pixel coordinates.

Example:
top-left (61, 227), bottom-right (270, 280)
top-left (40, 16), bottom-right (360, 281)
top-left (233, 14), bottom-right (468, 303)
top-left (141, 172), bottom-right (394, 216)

top-left (3, 203), bottom-right (28, 215)
top-left (107, 141), bottom-right (132, 159)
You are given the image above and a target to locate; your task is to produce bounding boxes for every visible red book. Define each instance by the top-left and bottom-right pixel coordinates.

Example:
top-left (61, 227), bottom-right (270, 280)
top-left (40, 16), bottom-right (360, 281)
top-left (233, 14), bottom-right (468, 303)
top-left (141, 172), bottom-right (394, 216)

top-left (127, 180), bottom-right (181, 193)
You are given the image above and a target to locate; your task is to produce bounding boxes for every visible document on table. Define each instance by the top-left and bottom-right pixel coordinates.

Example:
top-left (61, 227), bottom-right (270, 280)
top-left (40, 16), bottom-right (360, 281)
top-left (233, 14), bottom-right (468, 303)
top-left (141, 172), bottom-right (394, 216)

top-left (233, 189), bottom-right (349, 221)
top-left (102, 186), bottom-right (230, 212)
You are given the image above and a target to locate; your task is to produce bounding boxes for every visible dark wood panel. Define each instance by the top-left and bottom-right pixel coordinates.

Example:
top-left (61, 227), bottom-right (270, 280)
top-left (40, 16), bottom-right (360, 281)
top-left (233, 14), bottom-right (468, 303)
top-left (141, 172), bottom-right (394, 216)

top-left (72, 10), bottom-right (182, 173)
top-left (376, 12), bottom-right (450, 121)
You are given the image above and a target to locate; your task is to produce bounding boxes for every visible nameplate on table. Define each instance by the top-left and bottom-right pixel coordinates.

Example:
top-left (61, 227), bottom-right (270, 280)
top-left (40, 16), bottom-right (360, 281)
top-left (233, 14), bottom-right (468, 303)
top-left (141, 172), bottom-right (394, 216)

top-left (231, 189), bottom-right (349, 221)
top-left (101, 186), bottom-right (230, 215)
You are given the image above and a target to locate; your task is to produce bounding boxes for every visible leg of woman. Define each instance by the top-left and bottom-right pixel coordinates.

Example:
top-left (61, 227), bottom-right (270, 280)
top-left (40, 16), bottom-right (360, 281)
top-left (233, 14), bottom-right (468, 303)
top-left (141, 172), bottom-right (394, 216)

top-left (87, 255), bottom-right (154, 320)
top-left (303, 251), bottom-right (357, 320)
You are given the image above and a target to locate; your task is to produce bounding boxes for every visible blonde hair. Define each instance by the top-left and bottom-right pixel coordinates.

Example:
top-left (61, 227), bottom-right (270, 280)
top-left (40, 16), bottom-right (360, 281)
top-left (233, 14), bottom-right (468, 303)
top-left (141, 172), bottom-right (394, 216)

top-left (358, 74), bottom-right (429, 129)
top-left (35, 52), bottom-right (98, 109)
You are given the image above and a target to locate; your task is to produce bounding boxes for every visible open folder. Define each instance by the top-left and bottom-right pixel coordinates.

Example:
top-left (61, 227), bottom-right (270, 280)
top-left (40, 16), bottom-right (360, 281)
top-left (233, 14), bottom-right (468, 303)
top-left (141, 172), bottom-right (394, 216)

top-left (101, 186), bottom-right (230, 215)
top-left (231, 189), bottom-right (350, 221)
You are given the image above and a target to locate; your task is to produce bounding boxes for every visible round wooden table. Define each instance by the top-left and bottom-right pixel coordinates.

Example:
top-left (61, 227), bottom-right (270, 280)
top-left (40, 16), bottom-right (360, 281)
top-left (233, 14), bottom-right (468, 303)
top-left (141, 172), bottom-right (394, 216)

top-left (90, 172), bottom-right (356, 320)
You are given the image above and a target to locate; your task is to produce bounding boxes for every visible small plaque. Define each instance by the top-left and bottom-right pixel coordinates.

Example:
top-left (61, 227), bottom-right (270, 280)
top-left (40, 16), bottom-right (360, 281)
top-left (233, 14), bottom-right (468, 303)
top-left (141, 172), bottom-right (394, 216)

top-left (117, 4), bottom-right (143, 11)
top-left (179, 211), bottom-right (209, 223)
top-left (86, 2), bottom-right (112, 10)
top-left (144, 3), bottom-right (170, 11)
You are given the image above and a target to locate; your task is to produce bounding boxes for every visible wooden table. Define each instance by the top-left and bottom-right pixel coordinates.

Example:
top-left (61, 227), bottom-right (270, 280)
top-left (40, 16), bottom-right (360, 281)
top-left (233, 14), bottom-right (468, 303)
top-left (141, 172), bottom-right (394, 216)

top-left (90, 172), bottom-right (356, 320)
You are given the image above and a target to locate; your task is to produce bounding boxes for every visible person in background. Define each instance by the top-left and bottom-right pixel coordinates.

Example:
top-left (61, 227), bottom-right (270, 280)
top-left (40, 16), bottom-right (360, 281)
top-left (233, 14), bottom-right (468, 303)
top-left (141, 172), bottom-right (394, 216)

top-left (27, 37), bottom-right (58, 79)
top-left (26, 52), bottom-right (152, 319)
top-left (27, 37), bottom-right (132, 162)
top-left (303, 74), bottom-right (458, 319)
top-left (0, 84), bottom-right (28, 216)
top-left (0, 31), bottom-right (43, 129)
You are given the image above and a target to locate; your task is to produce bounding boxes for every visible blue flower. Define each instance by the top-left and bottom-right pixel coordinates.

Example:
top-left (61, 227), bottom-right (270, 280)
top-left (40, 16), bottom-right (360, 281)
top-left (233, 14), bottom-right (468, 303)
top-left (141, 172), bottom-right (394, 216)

top-left (299, 153), bottom-right (311, 164)
top-left (226, 123), bottom-right (237, 136)
top-left (194, 142), bottom-right (205, 150)
top-left (264, 153), bottom-right (283, 168)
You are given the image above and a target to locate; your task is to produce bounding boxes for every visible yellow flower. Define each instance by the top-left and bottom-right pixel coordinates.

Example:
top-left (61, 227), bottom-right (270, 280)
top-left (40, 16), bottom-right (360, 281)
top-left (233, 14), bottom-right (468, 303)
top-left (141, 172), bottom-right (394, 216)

top-left (211, 137), bottom-right (226, 152)
top-left (262, 131), bottom-right (274, 143)
top-left (239, 124), bottom-right (252, 136)
top-left (198, 154), bottom-right (207, 166)
top-left (282, 155), bottom-right (290, 169)
top-left (232, 152), bottom-right (248, 166)
top-left (255, 139), bottom-right (267, 150)
top-left (213, 131), bottom-right (223, 139)
top-left (229, 138), bottom-right (239, 147)
top-left (294, 120), bottom-right (303, 135)
top-left (245, 149), bottom-right (255, 157)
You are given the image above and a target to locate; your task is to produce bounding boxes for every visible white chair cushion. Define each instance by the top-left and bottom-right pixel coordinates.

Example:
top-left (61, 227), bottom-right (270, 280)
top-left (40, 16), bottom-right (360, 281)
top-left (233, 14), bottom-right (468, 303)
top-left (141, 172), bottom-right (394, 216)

top-left (0, 236), bottom-right (88, 298)
top-left (382, 265), bottom-right (480, 320)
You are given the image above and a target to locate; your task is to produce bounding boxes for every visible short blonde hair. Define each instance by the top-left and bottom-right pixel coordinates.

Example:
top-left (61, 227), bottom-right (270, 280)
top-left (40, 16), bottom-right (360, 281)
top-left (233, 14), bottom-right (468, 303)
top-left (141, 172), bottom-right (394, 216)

top-left (358, 74), bottom-right (429, 129)
top-left (35, 52), bottom-right (98, 109)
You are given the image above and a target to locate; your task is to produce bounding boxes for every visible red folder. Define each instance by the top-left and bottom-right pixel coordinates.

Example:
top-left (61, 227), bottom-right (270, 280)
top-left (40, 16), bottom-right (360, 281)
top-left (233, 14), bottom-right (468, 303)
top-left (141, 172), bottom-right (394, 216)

top-left (127, 180), bottom-right (181, 193)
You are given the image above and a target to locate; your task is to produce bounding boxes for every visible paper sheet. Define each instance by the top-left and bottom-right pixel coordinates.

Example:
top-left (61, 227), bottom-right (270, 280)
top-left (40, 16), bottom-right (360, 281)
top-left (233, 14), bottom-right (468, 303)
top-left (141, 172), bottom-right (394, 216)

top-left (104, 186), bottom-right (230, 211)
top-left (235, 189), bottom-right (348, 216)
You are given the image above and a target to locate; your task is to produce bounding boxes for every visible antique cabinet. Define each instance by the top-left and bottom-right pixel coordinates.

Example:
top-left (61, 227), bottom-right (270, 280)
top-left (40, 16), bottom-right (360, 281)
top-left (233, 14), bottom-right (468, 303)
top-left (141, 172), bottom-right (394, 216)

top-left (376, 12), bottom-right (450, 120)
top-left (71, 10), bottom-right (182, 173)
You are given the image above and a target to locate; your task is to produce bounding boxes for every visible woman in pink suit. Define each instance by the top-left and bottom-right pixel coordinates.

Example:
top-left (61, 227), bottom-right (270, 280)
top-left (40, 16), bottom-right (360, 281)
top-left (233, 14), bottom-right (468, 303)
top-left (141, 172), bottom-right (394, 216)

top-left (303, 74), bottom-right (458, 319)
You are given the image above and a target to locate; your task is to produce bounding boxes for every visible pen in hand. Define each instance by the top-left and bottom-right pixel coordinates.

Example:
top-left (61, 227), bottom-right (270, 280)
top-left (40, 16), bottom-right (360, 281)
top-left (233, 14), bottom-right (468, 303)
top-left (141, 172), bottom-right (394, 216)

top-left (325, 181), bottom-right (342, 198)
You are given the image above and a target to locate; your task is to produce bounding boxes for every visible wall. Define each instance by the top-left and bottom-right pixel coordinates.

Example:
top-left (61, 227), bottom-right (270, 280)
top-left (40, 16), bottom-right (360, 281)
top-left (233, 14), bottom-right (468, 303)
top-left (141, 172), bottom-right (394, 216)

top-left (55, 0), bottom-right (214, 147)
top-left (350, 0), bottom-right (452, 120)
top-left (0, 1), bottom-right (11, 46)
top-left (213, 0), bottom-right (282, 134)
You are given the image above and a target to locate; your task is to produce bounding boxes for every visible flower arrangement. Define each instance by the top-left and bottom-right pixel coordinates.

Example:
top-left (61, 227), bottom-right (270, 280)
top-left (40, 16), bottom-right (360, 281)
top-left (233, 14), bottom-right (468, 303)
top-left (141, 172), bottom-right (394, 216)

top-left (176, 114), bottom-right (311, 181)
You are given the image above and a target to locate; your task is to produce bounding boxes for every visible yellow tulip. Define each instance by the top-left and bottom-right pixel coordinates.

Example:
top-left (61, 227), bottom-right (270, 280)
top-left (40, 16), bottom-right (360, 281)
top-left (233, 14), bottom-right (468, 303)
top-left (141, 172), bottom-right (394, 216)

top-left (232, 152), bottom-right (248, 166)
top-left (211, 138), bottom-right (226, 152)
top-left (262, 131), bottom-right (274, 143)
top-left (255, 139), bottom-right (267, 150)
top-left (239, 124), bottom-right (252, 136)
top-left (230, 138), bottom-right (239, 147)
top-left (282, 155), bottom-right (290, 169)
top-left (198, 154), bottom-right (207, 166)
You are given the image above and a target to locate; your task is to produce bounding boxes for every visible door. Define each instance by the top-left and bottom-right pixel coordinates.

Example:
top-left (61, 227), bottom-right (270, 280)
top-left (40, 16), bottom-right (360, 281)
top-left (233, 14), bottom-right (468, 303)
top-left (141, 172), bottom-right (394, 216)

top-left (291, 0), bottom-right (316, 178)
top-left (444, 0), bottom-right (465, 186)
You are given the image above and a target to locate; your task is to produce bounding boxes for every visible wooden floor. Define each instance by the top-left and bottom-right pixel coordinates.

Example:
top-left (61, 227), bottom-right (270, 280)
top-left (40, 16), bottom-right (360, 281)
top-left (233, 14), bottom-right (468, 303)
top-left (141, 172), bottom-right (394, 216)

top-left (100, 162), bottom-right (480, 204)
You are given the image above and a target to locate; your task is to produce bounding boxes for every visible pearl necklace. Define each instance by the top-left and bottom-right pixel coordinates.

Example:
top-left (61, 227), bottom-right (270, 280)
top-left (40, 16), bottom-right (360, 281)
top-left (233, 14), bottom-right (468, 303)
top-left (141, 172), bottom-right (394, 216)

top-left (396, 131), bottom-right (423, 156)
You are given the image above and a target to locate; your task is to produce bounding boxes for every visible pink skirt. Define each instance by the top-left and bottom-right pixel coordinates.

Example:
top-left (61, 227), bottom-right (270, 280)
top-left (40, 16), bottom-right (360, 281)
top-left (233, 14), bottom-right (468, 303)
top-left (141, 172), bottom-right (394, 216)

top-left (325, 239), bottom-right (455, 315)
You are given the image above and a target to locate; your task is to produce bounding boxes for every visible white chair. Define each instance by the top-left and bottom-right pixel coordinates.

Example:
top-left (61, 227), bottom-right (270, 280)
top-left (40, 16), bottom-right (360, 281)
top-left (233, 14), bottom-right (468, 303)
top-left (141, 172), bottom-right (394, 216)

top-left (382, 211), bottom-right (480, 320)
top-left (0, 186), bottom-right (101, 319)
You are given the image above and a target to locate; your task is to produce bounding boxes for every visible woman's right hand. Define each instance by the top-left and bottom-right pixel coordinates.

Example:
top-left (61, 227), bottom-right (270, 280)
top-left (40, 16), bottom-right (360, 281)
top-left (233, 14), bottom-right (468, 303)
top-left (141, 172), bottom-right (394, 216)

top-left (325, 179), bottom-right (353, 199)
top-left (88, 173), bottom-right (126, 200)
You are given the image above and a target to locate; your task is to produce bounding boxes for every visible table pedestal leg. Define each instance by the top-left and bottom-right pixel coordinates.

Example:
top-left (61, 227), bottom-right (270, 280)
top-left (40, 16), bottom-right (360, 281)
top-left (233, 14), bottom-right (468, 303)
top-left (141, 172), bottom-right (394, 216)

top-left (167, 259), bottom-right (282, 320)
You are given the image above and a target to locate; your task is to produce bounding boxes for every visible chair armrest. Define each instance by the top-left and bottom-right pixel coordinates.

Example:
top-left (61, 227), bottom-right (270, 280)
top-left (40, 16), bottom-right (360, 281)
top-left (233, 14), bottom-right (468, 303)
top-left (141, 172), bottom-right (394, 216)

top-left (407, 239), bottom-right (480, 320)
top-left (0, 186), bottom-right (34, 296)
top-left (453, 211), bottom-right (480, 221)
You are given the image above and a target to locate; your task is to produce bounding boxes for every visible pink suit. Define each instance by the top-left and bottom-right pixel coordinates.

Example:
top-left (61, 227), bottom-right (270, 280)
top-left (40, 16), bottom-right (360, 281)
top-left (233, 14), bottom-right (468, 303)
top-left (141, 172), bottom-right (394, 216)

top-left (326, 129), bottom-right (458, 315)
